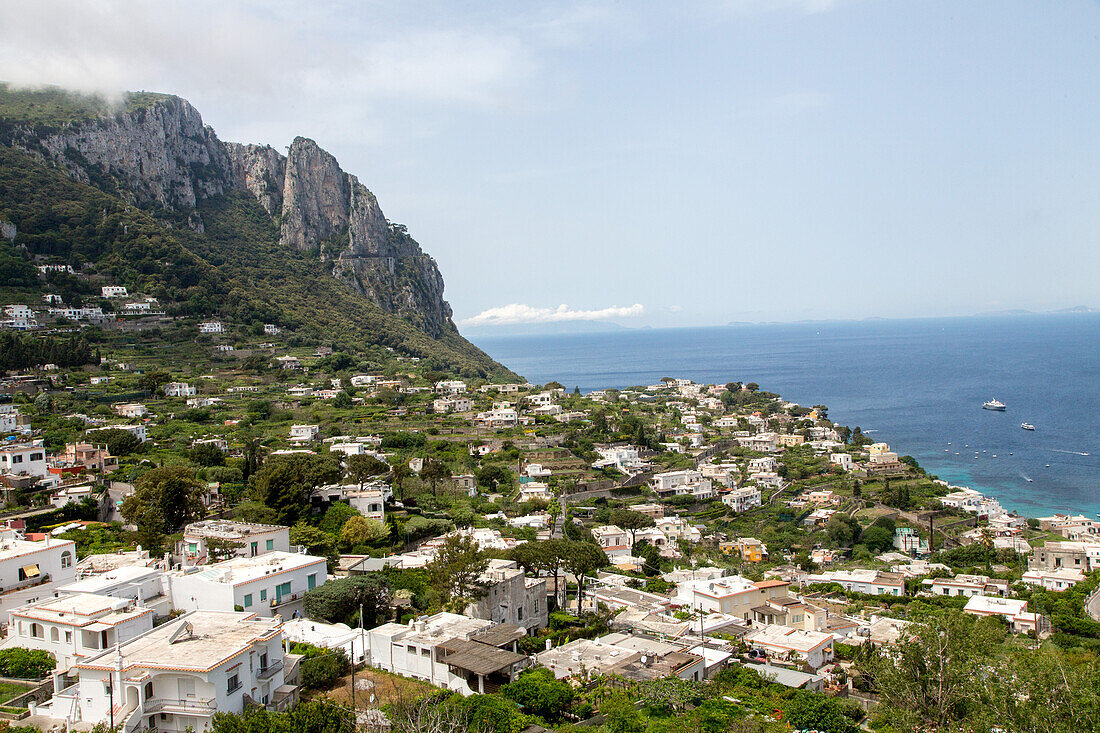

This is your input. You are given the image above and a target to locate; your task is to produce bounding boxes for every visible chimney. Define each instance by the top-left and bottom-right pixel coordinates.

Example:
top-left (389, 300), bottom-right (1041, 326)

top-left (545, 638), bottom-right (552, 651)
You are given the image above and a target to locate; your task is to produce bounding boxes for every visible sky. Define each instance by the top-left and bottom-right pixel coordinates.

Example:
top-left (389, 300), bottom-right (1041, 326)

top-left (3, 1), bottom-right (1100, 329)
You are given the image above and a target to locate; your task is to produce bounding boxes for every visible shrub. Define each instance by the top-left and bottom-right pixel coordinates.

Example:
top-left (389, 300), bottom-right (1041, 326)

top-left (0, 648), bottom-right (55, 678)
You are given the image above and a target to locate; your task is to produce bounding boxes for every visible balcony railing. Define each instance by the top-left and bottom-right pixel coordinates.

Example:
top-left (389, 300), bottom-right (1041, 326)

top-left (144, 697), bottom-right (217, 715)
top-left (257, 660), bottom-right (284, 680)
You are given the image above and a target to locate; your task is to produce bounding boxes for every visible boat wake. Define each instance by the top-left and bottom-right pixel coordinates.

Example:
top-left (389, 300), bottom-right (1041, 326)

top-left (1020, 472), bottom-right (1033, 483)
top-left (1050, 449), bottom-right (1091, 457)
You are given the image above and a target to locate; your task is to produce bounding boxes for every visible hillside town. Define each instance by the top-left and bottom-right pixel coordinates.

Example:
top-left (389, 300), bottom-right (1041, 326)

top-left (0, 340), bottom-right (1097, 733)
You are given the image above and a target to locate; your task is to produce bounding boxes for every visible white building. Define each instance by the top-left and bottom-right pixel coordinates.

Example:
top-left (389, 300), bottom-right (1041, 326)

top-left (593, 446), bottom-right (644, 472)
top-left (0, 439), bottom-right (48, 479)
top-left (263, 324), bottom-right (281, 336)
top-left (433, 397), bottom-right (473, 413)
top-left (164, 382), bottom-right (197, 398)
top-left (963, 595), bottom-right (1043, 635)
top-left (465, 559), bottom-right (548, 630)
top-left (367, 612), bottom-right (530, 695)
top-left (651, 469), bottom-right (703, 494)
top-left (178, 521), bottom-right (291, 566)
top-left (101, 286), bottom-right (128, 298)
top-left (745, 626), bottom-right (835, 670)
top-left (1021, 567), bottom-right (1087, 591)
top-left (198, 321), bottom-right (224, 334)
top-left (829, 453), bottom-right (853, 470)
top-left (57, 565), bottom-right (173, 617)
top-left (47, 610), bottom-right (293, 731)
top-left (0, 528), bottom-right (78, 622)
top-left (805, 569), bottom-right (906, 597)
top-left (170, 552), bottom-right (327, 619)
top-left (673, 577), bottom-right (791, 621)
top-left (4, 593), bottom-right (154, 684)
top-left (289, 424), bottom-right (320, 442)
top-left (434, 380), bottom-right (467, 395)
top-left (722, 487), bottom-right (762, 513)
top-left (346, 490), bottom-right (386, 522)
top-left (592, 526), bottom-right (631, 557)
top-left (114, 403), bottom-right (148, 419)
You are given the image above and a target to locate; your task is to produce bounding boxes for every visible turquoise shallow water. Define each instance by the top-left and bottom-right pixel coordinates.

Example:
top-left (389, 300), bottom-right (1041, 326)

top-left (472, 314), bottom-right (1100, 518)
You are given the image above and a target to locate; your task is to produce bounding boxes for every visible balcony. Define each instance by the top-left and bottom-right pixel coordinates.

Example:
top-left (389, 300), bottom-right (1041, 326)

top-left (271, 593), bottom-right (300, 607)
top-left (144, 698), bottom-right (217, 715)
top-left (257, 659), bottom-right (283, 680)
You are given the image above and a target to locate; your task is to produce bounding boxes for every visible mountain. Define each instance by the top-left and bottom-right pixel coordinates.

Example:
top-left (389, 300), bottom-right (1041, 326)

top-left (0, 85), bottom-right (512, 378)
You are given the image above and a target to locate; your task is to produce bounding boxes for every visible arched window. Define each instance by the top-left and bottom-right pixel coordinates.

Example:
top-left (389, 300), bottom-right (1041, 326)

top-left (50, 627), bottom-right (59, 642)
top-left (61, 551), bottom-right (73, 569)
top-left (30, 623), bottom-right (43, 638)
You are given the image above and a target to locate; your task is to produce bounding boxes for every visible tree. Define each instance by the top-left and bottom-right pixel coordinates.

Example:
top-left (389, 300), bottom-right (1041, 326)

top-left (600, 691), bottom-right (644, 733)
top-left (121, 466), bottom-right (205, 551)
top-left (339, 516), bottom-right (387, 550)
top-left (476, 464), bottom-right (512, 492)
top-left (860, 525), bottom-right (894, 554)
top-left (91, 428), bottom-right (142, 457)
top-left (511, 538), bottom-right (570, 609)
top-left (138, 369), bottom-right (170, 395)
top-left (319, 502), bottom-right (359, 535)
top-left (501, 668), bottom-right (574, 722)
top-left (427, 534), bottom-right (490, 612)
top-left (826, 514), bottom-right (862, 547)
top-left (302, 574), bottom-right (392, 627)
top-left (289, 524), bottom-right (339, 570)
top-left (862, 609), bottom-right (1005, 729)
top-left (332, 391), bottom-right (353, 409)
top-left (250, 453), bottom-right (341, 525)
top-left (0, 648), bottom-right (56, 678)
top-left (610, 508), bottom-right (656, 546)
top-left (346, 454), bottom-right (389, 485)
top-left (191, 442), bottom-right (226, 467)
top-left (560, 540), bottom-right (608, 610)
top-left (420, 458), bottom-right (451, 492)
top-left (206, 537), bottom-right (244, 562)
top-left (783, 691), bottom-right (858, 733)
top-left (211, 699), bottom-right (354, 733)
top-left (232, 499), bottom-right (278, 524)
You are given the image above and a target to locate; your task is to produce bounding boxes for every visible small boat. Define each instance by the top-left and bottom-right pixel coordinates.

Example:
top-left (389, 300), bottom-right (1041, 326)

top-left (983, 399), bottom-right (1006, 411)
top-left (1021, 422), bottom-right (1035, 431)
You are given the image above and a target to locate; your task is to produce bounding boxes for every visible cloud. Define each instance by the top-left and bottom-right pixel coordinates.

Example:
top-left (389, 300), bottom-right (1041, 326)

top-left (461, 303), bottom-right (645, 327)
top-left (0, 1), bottom-right (540, 148)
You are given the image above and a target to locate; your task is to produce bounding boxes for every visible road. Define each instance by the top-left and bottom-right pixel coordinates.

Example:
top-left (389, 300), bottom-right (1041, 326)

top-left (1086, 587), bottom-right (1100, 623)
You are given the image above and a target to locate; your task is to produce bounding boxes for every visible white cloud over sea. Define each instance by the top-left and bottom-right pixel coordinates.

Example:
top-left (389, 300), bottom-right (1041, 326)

top-left (461, 303), bottom-right (644, 327)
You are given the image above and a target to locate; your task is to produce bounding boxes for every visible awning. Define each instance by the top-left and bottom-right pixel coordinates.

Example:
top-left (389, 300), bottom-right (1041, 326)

top-left (22, 564), bottom-right (40, 578)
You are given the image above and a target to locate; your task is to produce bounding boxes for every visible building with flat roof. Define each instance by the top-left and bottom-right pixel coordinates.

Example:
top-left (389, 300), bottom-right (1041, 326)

top-left (366, 612), bottom-right (530, 695)
top-left (0, 527), bottom-right (78, 623)
top-left (4, 593), bottom-right (154, 687)
top-left (170, 552), bottom-right (327, 619)
top-left (45, 610), bottom-right (293, 731)
top-left (745, 625), bottom-right (835, 669)
top-left (465, 559), bottom-right (548, 630)
top-left (58, 565), bottom-right (172, 617)
top-left (672, 576), bottom-right (791, 621)
top-left (178, 521), bottom-right (291, 566)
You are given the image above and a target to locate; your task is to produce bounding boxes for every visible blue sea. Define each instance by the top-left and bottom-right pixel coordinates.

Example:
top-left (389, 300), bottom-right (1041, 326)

top-left (472, 315), bottom-right (1100, 518)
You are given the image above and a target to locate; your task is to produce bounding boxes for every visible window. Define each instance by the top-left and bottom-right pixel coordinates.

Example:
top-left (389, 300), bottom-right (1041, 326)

top-left (30, 623), bottom-right (43, 638)
top-left (227, 673), bottom-right (240, 694)
top-left (30, 453), bottom-right (43, 461)
top-left (65, 631), bottom-right (72, 643)
top-left (278, 581), bottom-right (291, 597)
top-left (266, 539), bottom-right (274, 551)
top-left (250, 542), bottom-right (258, 557)
top-left (307, 574), bottom-right (317, 591)
top-left (50, 627), bottom-right (59, 642)
top-left (260, 589), bottom-right (267, 601)
top-left (61, 551), bottom-right (73, 569)
top-left (243, 594), bottom-right (253, 608)
top-left (11, 455), bottom-right (21, 464)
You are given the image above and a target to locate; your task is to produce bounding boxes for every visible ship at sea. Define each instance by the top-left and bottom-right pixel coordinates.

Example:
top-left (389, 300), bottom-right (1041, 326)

top-left (983, 399), bottom-right (1006, 411)
top-left (1021, 422), bottom-right (1035, 431)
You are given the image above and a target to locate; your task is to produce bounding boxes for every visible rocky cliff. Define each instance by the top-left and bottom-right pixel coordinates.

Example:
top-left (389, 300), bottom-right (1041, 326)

top-left (6, 92), bottom-right (457, 338)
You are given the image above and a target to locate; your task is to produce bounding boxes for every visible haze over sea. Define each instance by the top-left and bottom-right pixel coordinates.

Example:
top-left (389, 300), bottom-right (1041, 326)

top-left (473, 314), bottom-right (1100, 519)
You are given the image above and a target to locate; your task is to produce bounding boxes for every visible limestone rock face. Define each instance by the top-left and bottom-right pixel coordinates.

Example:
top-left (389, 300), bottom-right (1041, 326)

top-left (12, 96), bottom-right (232, 210)
top-left (8, 94), bottom-right (457, 337)
top-left (224, 142), bottom-right (286, 217)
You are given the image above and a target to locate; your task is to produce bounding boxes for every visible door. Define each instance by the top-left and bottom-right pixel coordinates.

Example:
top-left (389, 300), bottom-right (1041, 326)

top-left (177, 677), bottom-right (197, 701)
